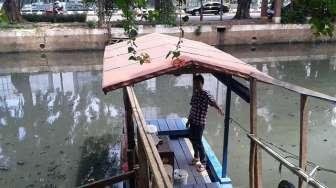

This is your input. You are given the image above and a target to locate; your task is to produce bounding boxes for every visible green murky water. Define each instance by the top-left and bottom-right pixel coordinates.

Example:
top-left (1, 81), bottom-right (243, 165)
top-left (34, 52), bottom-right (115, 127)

top-left (1, 43), bottom-right (336, 187)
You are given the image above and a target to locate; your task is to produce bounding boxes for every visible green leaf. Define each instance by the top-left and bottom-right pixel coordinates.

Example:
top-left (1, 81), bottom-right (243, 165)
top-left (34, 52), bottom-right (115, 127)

top-left (172, 51), bottom-right (180, 59)
top-left (129, 28), bottom-right (138, 39)
top-left (128, 47), bottom-right (135, 53)
top-left (129, 56), bottom-right (136, 61)
top-left (165, 51), bottom-right (172, 59)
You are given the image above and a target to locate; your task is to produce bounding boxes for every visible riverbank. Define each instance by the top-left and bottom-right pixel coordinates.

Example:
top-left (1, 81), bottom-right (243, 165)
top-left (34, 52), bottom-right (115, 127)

top-left (1, 22), bottom-right (336, 53)
top-left (2, 42), bottom-right (336, 74)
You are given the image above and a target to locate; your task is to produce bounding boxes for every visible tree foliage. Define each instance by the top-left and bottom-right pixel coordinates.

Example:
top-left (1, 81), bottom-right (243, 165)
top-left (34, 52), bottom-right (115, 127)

top-left (304, 0), bottom-right (336, 37)
top-left (283, 0), bottom-right (336, 37)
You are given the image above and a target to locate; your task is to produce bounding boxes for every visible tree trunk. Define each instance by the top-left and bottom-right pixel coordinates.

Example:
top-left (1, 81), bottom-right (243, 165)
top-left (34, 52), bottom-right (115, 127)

top-left (260, 0), bottom-right (268, 18)
top-left (234, 0), bottom-right (251, 19)
top-left (154, 0), bottom-right (160, 10)
top-left (97, 0), bottom-right (105, 27)
top-left (2, 0), bottom-right (22, 23)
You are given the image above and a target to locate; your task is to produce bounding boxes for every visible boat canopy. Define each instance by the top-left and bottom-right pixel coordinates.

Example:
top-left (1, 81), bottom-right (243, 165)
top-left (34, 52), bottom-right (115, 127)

top-left (102, 33), bottom-right (336, 103)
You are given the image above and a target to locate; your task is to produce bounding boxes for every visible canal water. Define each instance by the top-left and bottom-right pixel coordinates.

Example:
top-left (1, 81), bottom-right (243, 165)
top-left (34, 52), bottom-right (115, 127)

top-left (0, 43), bottom-right (336, 187)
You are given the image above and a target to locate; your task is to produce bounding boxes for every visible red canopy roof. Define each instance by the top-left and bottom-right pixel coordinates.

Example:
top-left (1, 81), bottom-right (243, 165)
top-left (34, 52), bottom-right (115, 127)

top-left (102, 33), bottom-right (336, 103)
top-left (102, 33), bottom-right (272, 91)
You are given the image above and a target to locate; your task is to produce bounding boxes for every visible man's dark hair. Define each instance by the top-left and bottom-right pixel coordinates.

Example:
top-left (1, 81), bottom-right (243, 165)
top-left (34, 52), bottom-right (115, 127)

top-left (194, 75), bottom-right (204, 84)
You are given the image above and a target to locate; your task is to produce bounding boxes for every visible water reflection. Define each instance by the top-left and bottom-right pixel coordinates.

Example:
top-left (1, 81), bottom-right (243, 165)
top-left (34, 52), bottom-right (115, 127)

top-left (0, 47), bottom-right (336, 187)
top-left (0, 71), bottom-right (123, 187)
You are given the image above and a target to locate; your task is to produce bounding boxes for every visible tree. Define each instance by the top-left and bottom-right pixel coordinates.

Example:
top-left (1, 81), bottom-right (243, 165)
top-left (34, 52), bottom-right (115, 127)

top-left (282, 0), bottom-right (336, 37)
top-left (234, 0), bottom-right (252, 19)
top-left (305, 0), bottom-right (336, 37)
top-left (2, 0), bottom-right (22, 23)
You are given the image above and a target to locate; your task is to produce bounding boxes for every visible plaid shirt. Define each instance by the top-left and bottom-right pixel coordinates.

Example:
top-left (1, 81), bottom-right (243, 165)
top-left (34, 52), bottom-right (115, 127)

top-left (188, 89), bottom-right (216, 126)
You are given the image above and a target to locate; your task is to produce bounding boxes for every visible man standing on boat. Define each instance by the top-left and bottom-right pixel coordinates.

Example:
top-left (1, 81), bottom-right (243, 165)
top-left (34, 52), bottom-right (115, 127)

top-left (186, 75), bottom-right (224, 172)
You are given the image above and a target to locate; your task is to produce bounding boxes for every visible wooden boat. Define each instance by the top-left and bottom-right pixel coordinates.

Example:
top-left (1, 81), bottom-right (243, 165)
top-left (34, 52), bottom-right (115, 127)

top-left (81, 33), bottom-right (336, 188)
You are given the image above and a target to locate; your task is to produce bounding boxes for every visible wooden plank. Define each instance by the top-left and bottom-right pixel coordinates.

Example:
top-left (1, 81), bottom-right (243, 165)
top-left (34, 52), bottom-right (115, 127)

top-left (169, 139), bottom-right (197, 185)
top-left (78, 170), bottom-right (136, 188)
top-left (253, 74), bottom-right (336, 103)
top-left (174, 118), bottom-right (187, 130)
top-left (249, 69), bottom-right (262, 185)
top-left (126, 86), bottom-right (172, 188)
top-left (252, 77), bottom-right (262, 188)
top-left (182, 184), bottom-right (195, 188)
top-left (147, 119), bottom-right (161, 131)
top-left (174, 157), bottom-right (179, 170)
top-left (158, 119), bottom-right (170, 131)
top-left (123, 87), bottom-right (136, 187)
top-left (166, 119), bottom-right (178, 131)
top-left (202, 138), bottom-right (232, 185)
top-left (298, 95), bottom-right (308, 188)
top-left (178, 138), bottom-right (207, 188)
top-left (249, 78), bottom-right (262, 188)
top-left (205, 182), bottom-right (220, 188)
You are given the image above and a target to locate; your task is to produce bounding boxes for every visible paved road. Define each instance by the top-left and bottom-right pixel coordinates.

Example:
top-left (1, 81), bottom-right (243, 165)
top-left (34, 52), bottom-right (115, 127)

top-left (187, 12), bottom-right (261, 22)
top-left (109, 12), bottom-right (262, 23)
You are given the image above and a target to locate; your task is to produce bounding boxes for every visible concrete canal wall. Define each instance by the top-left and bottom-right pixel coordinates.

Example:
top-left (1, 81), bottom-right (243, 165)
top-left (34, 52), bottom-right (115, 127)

top-left (1, 24), bottom-right (335, 53)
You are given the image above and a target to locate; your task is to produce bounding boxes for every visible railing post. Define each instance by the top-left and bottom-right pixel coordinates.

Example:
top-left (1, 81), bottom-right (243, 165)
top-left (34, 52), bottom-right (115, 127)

top-left (123, 87), bottom-right (136, 187)
top-left (299, 95), bottom-right (308, 188)
top-left (222, 79), bottom-right (231, 178)
top-left (249, 78), bottom-right (262, 188)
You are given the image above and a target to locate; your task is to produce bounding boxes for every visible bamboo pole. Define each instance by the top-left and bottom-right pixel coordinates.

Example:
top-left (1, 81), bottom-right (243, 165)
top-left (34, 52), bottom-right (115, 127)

top-left (299, 95), bottom-right (308, 188)
top-left (123, 87), bottom-right (136, 187)
top-left (249, 78), bottom-right (262, 188)
top-left (126, 86), bottom-right (172, 188)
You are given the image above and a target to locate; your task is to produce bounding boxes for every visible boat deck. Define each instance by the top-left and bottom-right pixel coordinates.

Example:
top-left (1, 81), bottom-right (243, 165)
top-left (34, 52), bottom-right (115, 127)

top-left (146, 118), bottom-right (232, 188)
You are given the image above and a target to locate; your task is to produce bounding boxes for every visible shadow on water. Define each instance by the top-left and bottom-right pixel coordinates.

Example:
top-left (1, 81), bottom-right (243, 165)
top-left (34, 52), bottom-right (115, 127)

top-left (76, 134), bottom-right (121, 186)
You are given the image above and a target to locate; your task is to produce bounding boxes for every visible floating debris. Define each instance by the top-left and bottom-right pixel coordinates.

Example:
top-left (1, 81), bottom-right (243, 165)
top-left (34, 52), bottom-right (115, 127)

top-left (288, 113), bottom-right (295, 117)
top-left (17, 161), bottom-right (25, 166)
top-left (44, 145), bottom-right (51, 149)
top-left (25, 184), bottom-right (34, 188)
top-left (48, 164), bottom-right (60, 172)
top-left (0, 166), bottom-right (9, 171)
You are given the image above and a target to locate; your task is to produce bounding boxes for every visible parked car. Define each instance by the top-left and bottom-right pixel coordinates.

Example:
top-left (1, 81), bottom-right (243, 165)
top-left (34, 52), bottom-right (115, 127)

top-left (186, 1), bottom-right (229, 16)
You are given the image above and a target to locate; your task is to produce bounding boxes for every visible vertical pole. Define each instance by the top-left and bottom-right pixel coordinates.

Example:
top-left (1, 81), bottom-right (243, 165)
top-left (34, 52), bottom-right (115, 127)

top-left (273, 0), bottom-right (282, 23)
top-left (260, 0), bottom-right (268, 19)
top-left (249, 78), bottom-right (262, 188)
top-left (222, 79), bottom-right (231, 177)
top-left (298, 95), bottom-right (308, 188)
top-left (220, 0), bottom-right (223, 21)
top-left (123, 87), bottom-right (135, 188)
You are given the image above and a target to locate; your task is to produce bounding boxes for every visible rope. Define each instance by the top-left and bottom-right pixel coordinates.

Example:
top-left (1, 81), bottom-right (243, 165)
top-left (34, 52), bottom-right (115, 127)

top-left (227, 116), bottom-right (336, 176)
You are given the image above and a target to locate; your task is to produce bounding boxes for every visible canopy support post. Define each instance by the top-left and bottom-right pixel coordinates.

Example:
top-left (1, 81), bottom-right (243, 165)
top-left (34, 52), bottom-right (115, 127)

top-left (123, 87), bottom-right (136, 188)
top-left (249, 78), bottom-right (262, 188)
top-left (222, 78), bottom-right (231, 178)
top-left (298, 94), bottom-right (308, 188)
